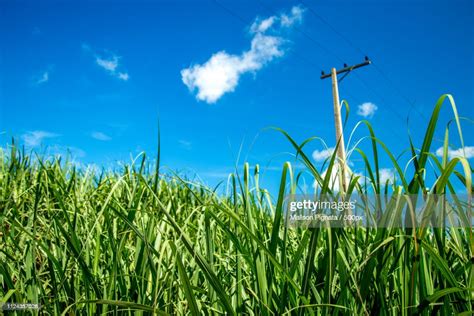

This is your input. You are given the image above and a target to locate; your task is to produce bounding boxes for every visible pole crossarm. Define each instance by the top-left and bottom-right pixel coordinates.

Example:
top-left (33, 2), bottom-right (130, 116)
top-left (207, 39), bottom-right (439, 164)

top-left (320, 57), bottom-right (371, 80)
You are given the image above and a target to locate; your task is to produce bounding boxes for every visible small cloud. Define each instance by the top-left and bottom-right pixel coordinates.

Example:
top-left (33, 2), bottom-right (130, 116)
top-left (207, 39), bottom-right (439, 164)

top-left (181, 6), bottom-right (304, 104)
top-left (379, 168), bottom-right (395, 184)
top-left (178, 140), bottom-right (192, 150)
top-left (280, 6), bottom-right (304, 27)
top-left (36, 71), bottom-right (49, 85)
top-left (91, 131), bottom-right (112, 141)
top-left (436, 146), bottom-right (474, 160)
top-left (312, 147), bottom-right (334, 162)
top-left (95, 55), bottom-right (129, 81)
top-left (357, 102), bottom-right (378, 118)
top-left (32, 26), bottom-right (41, 35)
top-left (251, 6), bottom-right (304, 32)
top-left (96, 56), bottom-right (118, 72)
top-left (313, 164), bottom-right (362, 192)
top-left (21, 130), bottom-right (59, 147)
top-left (117, 72), bottom-right (129, 81)
top-left (84, 44), bottom-right (129, 81)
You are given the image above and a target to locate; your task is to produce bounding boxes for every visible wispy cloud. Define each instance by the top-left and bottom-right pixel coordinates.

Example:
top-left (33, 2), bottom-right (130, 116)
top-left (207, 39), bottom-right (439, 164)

top-left (280, 6), bottom-right (304, 27)
top-left (436, 146), bottom-right (474, 160)
top-left (181, 6), bottom-right (304, 103)
top-left (312, 147), bottom-right (334, 162)
top-left (96, 56), bottom-right (119, 72)
top-left (250, 16), bottom-right (276, 33)
top-left (95, 54), bottom-right (129, 81)
top-left (178, 140), bottom-right (192, 150)
top-left (117, 72), bottom-right (129, 81)
top-left (91, 131), bottom-right (112, 141)
top-left (83, 44), bottom-right (129, 81)
top-left (21, 130), bottom-right (59, 147)
top-left (357, 102), bottom-right (378, 118)
top-left (35, 71), bottom-right (49, 85)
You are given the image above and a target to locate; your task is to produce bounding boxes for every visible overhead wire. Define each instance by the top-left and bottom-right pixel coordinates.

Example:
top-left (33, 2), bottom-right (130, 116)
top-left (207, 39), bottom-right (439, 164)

top-left (211, 0), bottom-right (322, 70)
top-left (253, 0), bottom-right (409, 134)
top-left (252, 0), bottom-right (365, 104)
top-left (300, 0), bottom-right (428, 121)
top-left (212, 0), bottom-right (405, 140)
top-left (256, 0), bottom-right (410, 122)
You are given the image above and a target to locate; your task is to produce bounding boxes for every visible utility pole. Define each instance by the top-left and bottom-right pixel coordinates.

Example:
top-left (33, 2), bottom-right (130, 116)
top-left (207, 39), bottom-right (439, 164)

top-left (321, 57), bottom-right (371, 192)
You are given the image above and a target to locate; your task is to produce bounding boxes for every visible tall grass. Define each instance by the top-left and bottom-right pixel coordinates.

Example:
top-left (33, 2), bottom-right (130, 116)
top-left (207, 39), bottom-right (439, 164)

top-left (0, 94), bottom-right (472, 315)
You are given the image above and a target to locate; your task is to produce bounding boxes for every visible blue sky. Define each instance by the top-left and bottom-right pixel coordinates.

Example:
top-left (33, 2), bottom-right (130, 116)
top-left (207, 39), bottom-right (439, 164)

top-left (1, 0), bottom-right (473, 194)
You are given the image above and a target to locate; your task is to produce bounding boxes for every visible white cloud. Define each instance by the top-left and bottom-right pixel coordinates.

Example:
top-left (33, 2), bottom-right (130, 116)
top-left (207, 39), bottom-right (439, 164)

top-left (313, 164), bottom-right (362, 192)
top-left (250, 16), bottom-right (276, 33)
top-left (314, 167), bottom-right (395, 191)
top-left (280, 6), bottom-right (304, 27)
top-left (379, 168), bottom-right (395, 184)
top-left (357, 102), bottom-right (378, 118)
top-left (36, 71), bottom-right (49, 84)
top-left (95, 54), bottom-right (129, 81)
top-left (181, 35), bottom-right (282, 103)
top-left (436, 146), bottom-right (474, 160)
top-left (91, 131), bottom-right (112, 141)
top-left (117, 72), bottom-right (129, 81)
top-left (181, 6), bottom-right (304, 104)
top-left (84, 44), bottom-right (129, 81)
top-left (21, 130), bottom-right (59, 147)
top-left (96, 56), bottom-right (118, 72)
top-left (312, 147), bottom-right (334, 161)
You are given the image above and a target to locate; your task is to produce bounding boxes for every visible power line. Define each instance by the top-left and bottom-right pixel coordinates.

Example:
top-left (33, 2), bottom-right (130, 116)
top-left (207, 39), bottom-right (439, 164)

top-left (254, 0), bottom-right (345, 65)
top-left (371, 61), bottom-right (427, 120)
top-left (212, 0), bottom-right (322, 70)
top-left (212, 0), bottom-right (360, 106)
top-left (254, 0), bottom-right (410, 142)
top-left (212, 0), bottom-right (248, 24)
top-left (212, 0), bottom-right (408, 143)
top-left (213, 0), bottom-right (365, 106)
top-left (254, 0), bottom-right (411, 125)
top-left (300, 0), bottom-right (428, 120)
top-left (252, 0), bottom-right (368, 104)
top-left (299, 0), bottom-right (367, 57)
top-left (353, 72), bottom-right (406, 122)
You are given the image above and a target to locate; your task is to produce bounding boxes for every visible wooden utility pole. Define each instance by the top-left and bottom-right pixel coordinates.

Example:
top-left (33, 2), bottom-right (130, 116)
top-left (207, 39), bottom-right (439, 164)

top-left (321, 57), bottom-right (371, 192)
top-left (330, 67), bottom-right (348, 192)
